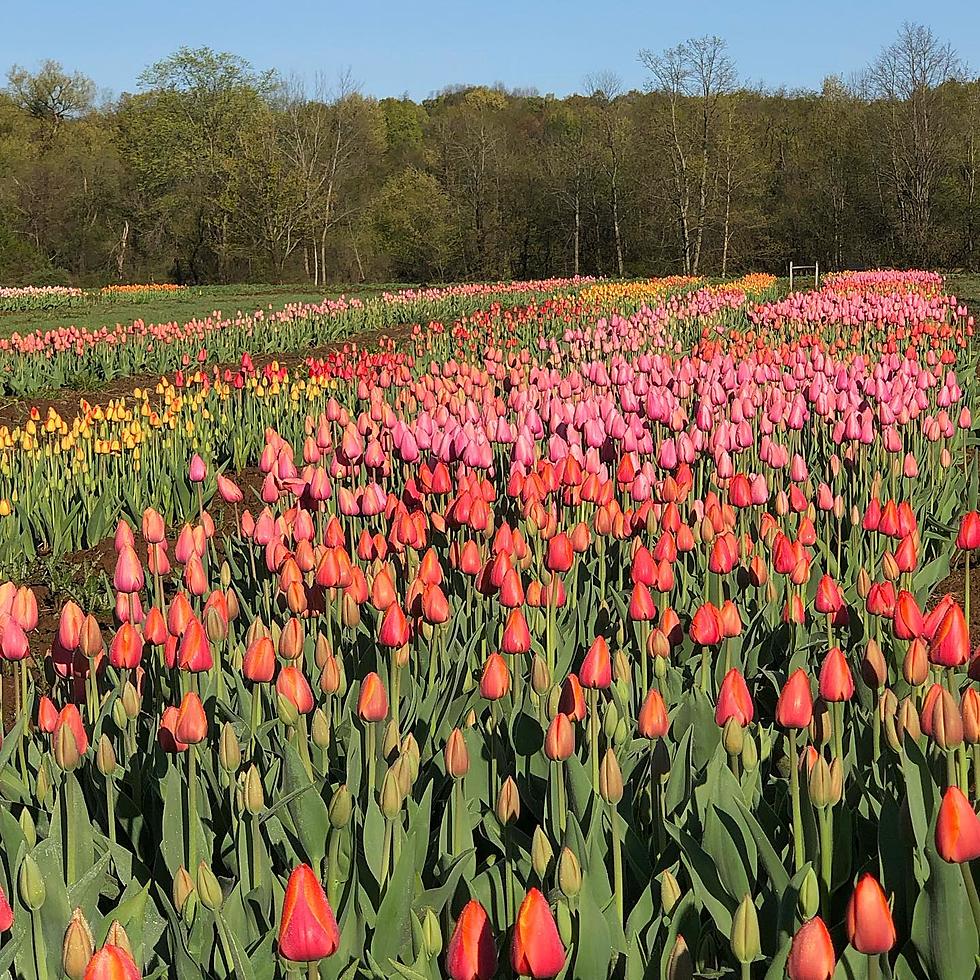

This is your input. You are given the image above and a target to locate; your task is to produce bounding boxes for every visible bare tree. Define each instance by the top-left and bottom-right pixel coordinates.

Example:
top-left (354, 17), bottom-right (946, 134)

top-left (6, 61), bottom-right (95, 128)
top-left (640, 35), bottom-right (736, 274)
top-left (867, 22), bottom-right (961, 264)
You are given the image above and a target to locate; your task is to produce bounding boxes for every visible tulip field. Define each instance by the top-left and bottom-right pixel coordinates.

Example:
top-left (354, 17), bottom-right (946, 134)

top-left (3, 268), bottom-right (980, 978)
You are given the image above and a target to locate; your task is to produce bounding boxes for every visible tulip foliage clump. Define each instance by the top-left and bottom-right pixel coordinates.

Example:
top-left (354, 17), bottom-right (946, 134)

top-left (1, 268), bottom-right (980, 978)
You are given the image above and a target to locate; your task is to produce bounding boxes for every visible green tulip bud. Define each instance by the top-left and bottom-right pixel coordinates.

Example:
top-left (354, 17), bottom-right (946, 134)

top-left (62, 908), bottom-right (95, 980)
top-left (122, 681), bottom-right (141, 720)
top-left (19, 853), bottom-right (46, 911)
top-left (380, 768), bottom-right (402, 820)
top-left (401, 734), bottom-right (420, 781)
top-left (602, 701), bottom-right (620, 740)
top-left (104, 921), bottom-right (134, 959)
top-left (531, 826), bottom-right (554, 879)
top-left (329, 785), bottom-right (353, 828)
top-left (244, 765), bottom-right (265, 815)
top-left (382, 719), bottom-right (401, 760)
top-left (196, 861), bottom-right (223, 911)
top-left (19, 808), bottom-right (36, 849)
top-left (547, 685), bottom-right (561, 718)
top-left (219, 722), bottom-right (241, 774)
top-left (311, 708), bottom-right (330, 750)
top-left (96, 734), bottom-right (117, 777)
top-left (659, 869), bottom-right (681, 915)
top-left (722, 717), bottom-right (744, 756)
top-left (35, 758), bottom-right (52, 805)
top-left (798, 866), bottom-right (820, 919)
top-left (808, 755), bottom-right (835, 808)
top-left (182, 890), bottom-right (198, 928)
top-left (730, 894), bottom-right (760, 964)
top-left (558, 847), bottom-right (582, 899)
top-left (111, 699), bottom-right (128, 730)
top-left (276, 692), bottom-right (299, 727)
top-left (741, 731), bottom-right (759, 771)
top-left (421, 907), bottom-right (442, 958)
top-left (393, 755), bottom-right (413, 797)
top-left (220, 561), bottom-right (232, 590)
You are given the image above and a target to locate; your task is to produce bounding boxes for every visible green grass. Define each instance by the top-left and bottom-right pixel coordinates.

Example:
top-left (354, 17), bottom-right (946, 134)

top-left (0, 282), bottom-right (418, 338)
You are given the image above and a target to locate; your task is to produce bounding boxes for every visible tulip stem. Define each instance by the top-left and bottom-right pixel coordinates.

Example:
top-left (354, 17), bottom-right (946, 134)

top-left (789, 729), bottom-right (805, 873)
top-left (327, 828), bottom-right (342, 907)
top-left (452, 779), bottom-right (463, 856)
top-left (106, 773), bottom-right (117, 860)
top-left (307, 963), bottom-right (320, 980)
top-left (610, 805), bottom-right (624, 930)
top-left (31, 909), bottom-right (50, 980)
top-left (380, 818), bottom-right (393, 888)
top-left (866, 954), bottom-right (880, 980)
top-left (819, 807), bottom-right (833, 917)
top-left (589, 689), bottom-right (600, 793)
top-left (366, 724), bottom-right (376, 802)
top-left (187, 745), bottom-right (198, 871)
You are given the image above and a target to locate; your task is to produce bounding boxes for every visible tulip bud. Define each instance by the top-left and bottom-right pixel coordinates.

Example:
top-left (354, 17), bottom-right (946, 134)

top-left (54, 723), bottom-right (82, 772)
top-left (898, 696), bottom-right (922, 741)
top-left (613, 649), bottom-right (631, 689)
top-left (18, 853), bottom-right (45, 911)
top-left (62, 908), bottom-right (95, 979)
top-left (808, 754), bottom-right (835, 808)
top-left (798, 866), bottom-right (820, 919)
top-left (244, 765), bottom-right (264, 815)
top-left (558, 847), bottom-right (582, 898)
top-left (402, 734), bottom-right (421, 781)
top-left (421, 906), bottom-right (442, 958)
top-left (380, 768), bottom-right (402, 820)
top-left (104, 920), bottom-right (134, 959)
top-left (328, 785), bottom-right (353, 829)
top-left (96, 734), bottom-right (117, 777)
top-left (856, 567), bottom-right (871, 599)
top-left (599, 748), bottom-right (624, 805)
top-left (659, 869), bottom-right (681, 915)
top-left (196, 861), bottom-right (223, 911)
top-left (19, 809), bottom-right (36, 849)
top-left (722, 717), bottom-right (744, 756)
top-left (602, 700), bottom-right (620, 739)
top-left (444, 728), bottom-right (470, 779)
top-left (276, 692), bottom-right (300, 727)
top-left (35, 758), bottom-right (52, 804)
top-left (219, 723), bottom-right (241, 774)
top-left (531, 655), bottom-right (551, 696)
top-left (111, 699), bottom-right (128, 730)
top-left (556, 899), bottom-right (574, 949)
top-left (741, 732), bottom-right (759, 771)
top-left (496, 776), bottom-right (520, 826)
top-left (122, 681), bottom-right (141, 719)
top-left (829, 757), bottom-right (843, 805)
top-left (531, 826), bottom-right (554, 879)
top-left (730, 894), bottom-right (760, 964)
top-left (173, 865), bottom-right (195, 914)
top-left (382, 719), bottom-right (401, 760)
top-left (666, 935), bottom-right (693, 980)
top-left (311, 708), bottom-right (331, 750)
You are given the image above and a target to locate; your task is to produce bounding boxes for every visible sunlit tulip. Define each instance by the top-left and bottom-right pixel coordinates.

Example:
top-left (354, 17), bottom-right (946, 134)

top-left (278, 864), bottom-right (339, 961)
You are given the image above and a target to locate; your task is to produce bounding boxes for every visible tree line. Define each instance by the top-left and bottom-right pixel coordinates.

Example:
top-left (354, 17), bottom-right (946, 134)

top-left (0, 23), bottom-right (977, 286)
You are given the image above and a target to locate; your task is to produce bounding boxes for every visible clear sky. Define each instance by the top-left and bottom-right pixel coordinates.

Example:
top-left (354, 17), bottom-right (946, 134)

top-left (0, 0), bottom-right (975, 100)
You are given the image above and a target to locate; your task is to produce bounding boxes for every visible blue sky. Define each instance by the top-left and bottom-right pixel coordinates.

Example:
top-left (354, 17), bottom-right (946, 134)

top-left (0, 0), bottom-right (975, 99)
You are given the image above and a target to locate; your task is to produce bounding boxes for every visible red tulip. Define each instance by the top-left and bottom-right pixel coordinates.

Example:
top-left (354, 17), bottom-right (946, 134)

top-left (638, 688), bottom-right (669, 738)
top-left (776, 669), bottom-right (813, 729)
top-left (83, 944), bottom-right (141, 980)
top-left (893, 590), bottom-right (924, 640)
top-left (936, 785), bottom-right (980, 862)
top-left (109, 623), bottom-right (143, 670)
top-left (788, 916), bottom-right (835, 980)
top-left (243, 636), bottom-right (276, 683)
top-left (557, 674), bottom-right (586, 721)
top-left (379, 603), bottom-right (411, 648)
top-left (446, 900), bottom-right (497, 980)
top-left (501, 608), bottom-right (531, 655)
top-left (958, 512), bottom-right (980, 550)
top-left (56, 704), bottom-right (89, 756)
top-left (715, 668), bottom-right (753, 727)
top-left (510, 888), bottom-right (566, 978)
top-left (277, 666), bottom-right (314, 715)
top-left (690, 603), bottom-right (722, 646)
top-left (579, 636), bottom-right (611, 689)
top-left (544, 713), bottom-right (574, 761)
top-left (278, 864), bottom-right (340, 961)
top-left (818, 647), bottom-right (854, 702)
top-left (845, 873), bottom-right (896, 954)
top-left (0, 884), bottom-right (11, 932)
top-left (930, 601), bottom-right (970, 668)
top-left (545, 533), bottom-right (573, 573)
top-left (177, 619), bottom-right (212, 672)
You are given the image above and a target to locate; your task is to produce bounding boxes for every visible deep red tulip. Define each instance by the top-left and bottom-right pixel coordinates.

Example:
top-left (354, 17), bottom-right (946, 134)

top-left (690, 603), bottom-right (722, 646)
top-left (278, 864), bottom-right (340, 961)
top-left (893, 590), bottom-right (924, 640)
top-left (446, 900), bottom-right (497, 980)
top-left (930, 601), bottom-right (970, 668)
top-left (958, 512), bottom-right (980, 550)
top-left (379, 603), bottom-right (411, 648)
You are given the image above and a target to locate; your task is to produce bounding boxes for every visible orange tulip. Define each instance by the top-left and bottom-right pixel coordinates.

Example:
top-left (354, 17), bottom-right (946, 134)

top-left (276, 666), bottom-right (315, 715)
top-left (715, 668), bottom-right (754, 727)
top-left (174, 691), bottom-right (208, 745)
top-left (278, 864), bottom-right (340, 961)
top-left (510, 888), bottom-right (566, 978)
top-left (776, 669), bottom-right (813, 729)
top-left (83, 944), bottom-right (141, 980)
top-left (818, 647), bottom-right (854, 702)
top-left (787, 916), bottom-right (835, 980)
top-left (936, 785), bottom-right (980, 862)
top-left (845, 873), bottom-right (896, 954)
top-left (579, 636), bottom-right (611, 689)
top-left (479, 653), bottom-right (510, 700)
top-left (357, 672), bottom-right (388, 722)
top-left (638, 688), bottom-right (669, 739)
